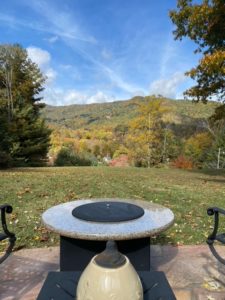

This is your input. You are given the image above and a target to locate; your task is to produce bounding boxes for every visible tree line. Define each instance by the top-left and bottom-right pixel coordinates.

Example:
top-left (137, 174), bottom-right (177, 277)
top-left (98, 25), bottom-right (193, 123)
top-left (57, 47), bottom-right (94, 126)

top-left (50, 96), bottom-right (225, 169)
top-left (0, 47), bottom-right (224, 169)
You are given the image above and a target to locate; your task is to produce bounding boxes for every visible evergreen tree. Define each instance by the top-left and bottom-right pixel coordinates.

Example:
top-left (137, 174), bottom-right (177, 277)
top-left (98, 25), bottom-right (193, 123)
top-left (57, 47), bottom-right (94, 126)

top-left (0, 44), bottom-right (51, 167)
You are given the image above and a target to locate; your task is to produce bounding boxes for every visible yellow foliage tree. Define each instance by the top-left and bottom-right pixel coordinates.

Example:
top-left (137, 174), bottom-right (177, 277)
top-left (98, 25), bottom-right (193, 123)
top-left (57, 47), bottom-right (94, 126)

top-left (126, 97), bottom-right (169, 167)
top-left (184, 132), bottom-right (213, 165)
top-left (170, 0), bottom-right (225, 104)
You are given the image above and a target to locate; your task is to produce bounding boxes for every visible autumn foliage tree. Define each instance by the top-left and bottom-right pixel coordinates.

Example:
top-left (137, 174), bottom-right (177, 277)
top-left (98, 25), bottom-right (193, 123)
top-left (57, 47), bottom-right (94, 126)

top-left (184, 132), bottom-right (213, 165)
top-left (170, 0), bottom-right (225, 104)
top-left (0, 44), bottom-right (51, 167)
top-left (126, 97), bottom-right (169, 167)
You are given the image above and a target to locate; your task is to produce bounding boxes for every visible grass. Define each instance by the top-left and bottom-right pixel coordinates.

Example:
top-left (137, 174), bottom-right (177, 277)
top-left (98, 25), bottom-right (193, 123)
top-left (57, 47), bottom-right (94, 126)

top-left (0, 166), bottom-right (225, 251)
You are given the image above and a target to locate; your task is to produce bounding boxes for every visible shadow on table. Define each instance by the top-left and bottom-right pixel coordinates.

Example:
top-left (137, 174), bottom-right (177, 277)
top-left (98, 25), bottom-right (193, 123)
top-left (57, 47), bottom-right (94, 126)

top-left (0, 254), bottom-right (59, 300)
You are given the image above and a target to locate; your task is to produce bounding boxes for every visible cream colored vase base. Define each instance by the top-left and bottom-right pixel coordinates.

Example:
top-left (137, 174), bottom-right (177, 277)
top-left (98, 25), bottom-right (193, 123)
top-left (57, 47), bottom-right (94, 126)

top-left (76, 256), bottom-right (143, 300)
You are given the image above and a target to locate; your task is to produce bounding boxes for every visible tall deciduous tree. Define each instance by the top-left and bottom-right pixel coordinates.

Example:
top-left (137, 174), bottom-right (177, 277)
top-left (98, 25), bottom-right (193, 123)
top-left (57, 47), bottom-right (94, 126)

top-left (170, 0), bottom-right (225, 103)
top-left (126, 97), bottom-right (168, 167)
top-left (0, 44), bottom-right (51, 167)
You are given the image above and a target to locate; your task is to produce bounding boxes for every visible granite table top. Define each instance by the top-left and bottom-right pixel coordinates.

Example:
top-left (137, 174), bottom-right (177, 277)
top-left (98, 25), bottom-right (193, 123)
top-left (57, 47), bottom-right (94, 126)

top-left (42, 199), bottom-right (174, 241)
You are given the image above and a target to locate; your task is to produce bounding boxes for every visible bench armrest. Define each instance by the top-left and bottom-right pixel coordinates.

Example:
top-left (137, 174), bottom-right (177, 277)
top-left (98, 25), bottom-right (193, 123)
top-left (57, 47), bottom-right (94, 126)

top-left (0, 203), bottom-right (16, 264)
top-left (207, 207), bottom-right (225, 216)
top-left (0, 204), bottom-right (15, 237)
top-left (207, 206), bottom-right (225, 264)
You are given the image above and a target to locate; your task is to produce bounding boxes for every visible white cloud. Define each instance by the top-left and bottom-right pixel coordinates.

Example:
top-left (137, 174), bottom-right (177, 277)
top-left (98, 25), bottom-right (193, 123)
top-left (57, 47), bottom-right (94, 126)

top-left (60, 64), bottom-right (73, 70)
top-left (43, 88), bottom-right (115, 106)
top-left (87, 91), bottom-right (115, 104)
top-left (45, 68), bottom-right (57, 84)
top-left (42, 88), bottom-right (64, 106)
top-left (64, 90), bottom-right (87, 105)
top-left (149, 72), bottom-right (186, 98)
top-left (27, 46), bottom-right (50, 68)
top-left (101, 48), bottom-right (112, 60)
top-left (27, 46), bottom-right (57, 85)
top-left (159, 35), bottom-right (178, 78)
top-left (46, 35), bottom-right (59, 43)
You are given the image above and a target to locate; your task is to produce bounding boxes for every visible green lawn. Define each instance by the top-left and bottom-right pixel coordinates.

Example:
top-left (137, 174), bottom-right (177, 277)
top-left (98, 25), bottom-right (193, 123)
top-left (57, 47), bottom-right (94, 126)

top-left (0, 166), bottom-right (225, 251)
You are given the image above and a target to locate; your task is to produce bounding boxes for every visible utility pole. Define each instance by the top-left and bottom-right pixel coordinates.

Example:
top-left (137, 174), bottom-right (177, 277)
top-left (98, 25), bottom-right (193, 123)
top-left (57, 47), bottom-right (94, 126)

top-left (148, 113), bottom-right (151, 168)
top-left (217, 147), bottom-right (221, 169)
top-left (162, 126), bottom-right (168, 163)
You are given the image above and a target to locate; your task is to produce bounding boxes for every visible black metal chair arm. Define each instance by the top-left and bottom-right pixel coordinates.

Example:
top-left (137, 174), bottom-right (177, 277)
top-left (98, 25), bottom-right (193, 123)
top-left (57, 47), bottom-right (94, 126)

top-left (207, 206), bottom-right (225, 264)
top-left (0, 203), bottom-right (15, 237)
top-left (0, 203), bottom-right (16, 264)
top-left (207, 207), bottom-right (225, 216)
top-left (0, 204), bottom-right (13, 213)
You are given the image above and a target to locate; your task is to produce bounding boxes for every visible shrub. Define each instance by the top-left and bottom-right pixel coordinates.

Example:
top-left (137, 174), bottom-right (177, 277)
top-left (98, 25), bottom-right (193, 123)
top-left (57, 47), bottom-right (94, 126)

top-left (171, 155), bottom-right (194, 170)
top-left (79, 152), bottom-right (98, 166)
top-left (54, 148), bottom-right (77, 166)
top-left (55, 148), bottom-right (97, 166)
top-left (109, 155), bottom-right (129, 167)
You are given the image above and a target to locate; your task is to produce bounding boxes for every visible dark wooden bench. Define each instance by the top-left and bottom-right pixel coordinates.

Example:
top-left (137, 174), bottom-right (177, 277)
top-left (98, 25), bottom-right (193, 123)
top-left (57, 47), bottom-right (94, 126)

top-left (207, 207), bottom-right (225, 264)
top-left (0, 204), bottom-right (16, 263)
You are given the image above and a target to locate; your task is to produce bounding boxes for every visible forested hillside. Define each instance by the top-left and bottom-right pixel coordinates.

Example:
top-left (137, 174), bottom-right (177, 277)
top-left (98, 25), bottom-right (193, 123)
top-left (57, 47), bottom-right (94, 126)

top-left (42, 96), bottom-right (217, 130)
top-left (42, 96), bottom-right (224, 169)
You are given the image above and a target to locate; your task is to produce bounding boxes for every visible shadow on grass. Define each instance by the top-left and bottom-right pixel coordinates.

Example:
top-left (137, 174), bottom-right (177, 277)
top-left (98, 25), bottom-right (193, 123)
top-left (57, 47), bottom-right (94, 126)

top-left (2, 167), bottom-right (55, 173)
top-left (192, 168), bottom-right (225, 177)
top-left (201, 177), bottom-right (225, 184)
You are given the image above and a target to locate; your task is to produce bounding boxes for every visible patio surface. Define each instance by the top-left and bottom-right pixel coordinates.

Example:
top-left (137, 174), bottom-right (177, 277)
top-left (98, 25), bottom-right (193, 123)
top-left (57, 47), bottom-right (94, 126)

top-left (1, 245), bottom-right (225, 300)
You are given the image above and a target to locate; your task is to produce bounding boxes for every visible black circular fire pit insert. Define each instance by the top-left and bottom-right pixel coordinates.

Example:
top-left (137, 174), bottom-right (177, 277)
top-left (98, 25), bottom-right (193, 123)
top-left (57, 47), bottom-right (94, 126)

top-left (72, 201), bottom-right (145, 223)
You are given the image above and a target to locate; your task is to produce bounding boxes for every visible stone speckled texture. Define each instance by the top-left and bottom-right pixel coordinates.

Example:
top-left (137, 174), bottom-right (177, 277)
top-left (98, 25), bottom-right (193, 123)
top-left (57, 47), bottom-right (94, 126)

top-left (42, 199), bottom-right (174, 240)
top-left (0, 247), bottom-right (59, 300)
top-left (151, 245), bottom-right (225, 300)
top-left (1, 245), bottom-right (225, 300)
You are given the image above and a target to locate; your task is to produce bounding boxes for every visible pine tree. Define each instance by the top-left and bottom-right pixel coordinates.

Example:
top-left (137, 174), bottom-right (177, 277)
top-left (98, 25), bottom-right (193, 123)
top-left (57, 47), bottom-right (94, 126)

top-left (0, 44), bottom-right (51, 167)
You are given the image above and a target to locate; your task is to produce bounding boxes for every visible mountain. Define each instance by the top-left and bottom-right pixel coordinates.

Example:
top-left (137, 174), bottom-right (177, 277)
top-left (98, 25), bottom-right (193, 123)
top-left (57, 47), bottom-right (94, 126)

top-left (42, 96), bottom-right (218, 130)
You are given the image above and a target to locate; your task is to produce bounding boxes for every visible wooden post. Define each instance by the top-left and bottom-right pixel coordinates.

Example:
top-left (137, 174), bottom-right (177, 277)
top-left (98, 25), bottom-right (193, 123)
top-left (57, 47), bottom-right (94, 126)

top-left (217, 147), bottom-right (221, 169)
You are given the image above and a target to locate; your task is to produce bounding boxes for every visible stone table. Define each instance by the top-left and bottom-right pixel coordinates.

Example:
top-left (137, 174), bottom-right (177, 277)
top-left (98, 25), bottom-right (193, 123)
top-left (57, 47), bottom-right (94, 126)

top-left (42, 199), bottom-right (174, 271)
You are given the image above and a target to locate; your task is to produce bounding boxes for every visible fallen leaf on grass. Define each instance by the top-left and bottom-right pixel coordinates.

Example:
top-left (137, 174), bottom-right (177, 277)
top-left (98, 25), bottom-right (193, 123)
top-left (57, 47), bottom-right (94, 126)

top-left (64, 191), bottom-right (79, 201)
top-left (40, 234), bottom-right (49, 242)
top-left (9, 213), bottom-right (17, 220)
top-left (16, 187), bottom-right (31, 196)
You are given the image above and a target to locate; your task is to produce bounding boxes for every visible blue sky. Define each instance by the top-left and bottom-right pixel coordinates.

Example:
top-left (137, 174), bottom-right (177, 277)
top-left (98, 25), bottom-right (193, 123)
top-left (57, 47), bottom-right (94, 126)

top-left (0, 0), bottom-right (200, 105)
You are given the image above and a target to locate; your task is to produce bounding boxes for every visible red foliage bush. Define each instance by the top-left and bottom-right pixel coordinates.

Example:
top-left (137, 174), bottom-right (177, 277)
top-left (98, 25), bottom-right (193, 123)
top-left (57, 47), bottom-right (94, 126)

top-left (171, 155), bottom-right (194, 170)
top-left (109, 155), bottom-right (129, 167)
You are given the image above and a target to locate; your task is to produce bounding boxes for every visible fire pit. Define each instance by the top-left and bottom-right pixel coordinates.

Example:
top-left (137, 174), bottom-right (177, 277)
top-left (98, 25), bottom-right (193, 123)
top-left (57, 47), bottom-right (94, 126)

top-left (42, 198), bottom-right (174, 271)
